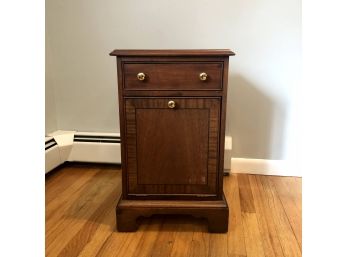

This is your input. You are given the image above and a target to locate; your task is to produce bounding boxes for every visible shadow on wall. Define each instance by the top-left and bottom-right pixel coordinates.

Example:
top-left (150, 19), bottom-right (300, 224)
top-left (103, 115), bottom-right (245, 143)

top-left (226, 74), bottom-right (287, 160)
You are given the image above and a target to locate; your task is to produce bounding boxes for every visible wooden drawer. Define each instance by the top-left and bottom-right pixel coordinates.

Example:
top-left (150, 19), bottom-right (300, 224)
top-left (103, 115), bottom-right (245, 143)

top-left (123, 62), bottom-right (223, 90)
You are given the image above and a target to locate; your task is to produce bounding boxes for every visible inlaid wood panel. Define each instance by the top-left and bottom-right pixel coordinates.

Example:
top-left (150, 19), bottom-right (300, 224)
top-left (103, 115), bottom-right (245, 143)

top-left (124, 97), bottom-right (221, 198)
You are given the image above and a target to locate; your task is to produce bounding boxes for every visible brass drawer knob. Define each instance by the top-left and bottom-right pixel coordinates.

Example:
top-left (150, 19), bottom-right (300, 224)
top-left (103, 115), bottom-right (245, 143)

top-left (168, 100), bottom-right (176, 109)
top-left (137, 72), bottom-right (146, 81)
top-left (199, 72), bottom-right (208, 81)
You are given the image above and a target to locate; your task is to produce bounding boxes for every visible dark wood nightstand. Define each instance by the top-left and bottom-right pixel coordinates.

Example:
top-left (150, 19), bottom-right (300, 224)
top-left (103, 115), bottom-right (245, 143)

top-left (110, 49), bottom-right (235, 232)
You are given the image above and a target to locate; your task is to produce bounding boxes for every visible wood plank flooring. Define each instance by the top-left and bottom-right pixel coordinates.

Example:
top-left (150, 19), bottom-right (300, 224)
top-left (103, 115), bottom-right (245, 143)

top-left (46, 164), bottom-right (302, 257)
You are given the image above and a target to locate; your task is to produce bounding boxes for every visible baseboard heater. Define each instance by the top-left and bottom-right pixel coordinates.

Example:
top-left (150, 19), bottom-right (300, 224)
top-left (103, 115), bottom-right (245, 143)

top-left (45, 138), bottom-right (58, 150)
top-left (45, 132), bottom-right (121, 174)
top-left (73, 134), bottom-right (121, 144)
top-left (45, 137), bottom-right (61, 173)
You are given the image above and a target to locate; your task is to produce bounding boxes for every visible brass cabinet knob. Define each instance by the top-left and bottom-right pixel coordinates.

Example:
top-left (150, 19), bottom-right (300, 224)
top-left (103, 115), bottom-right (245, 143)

top-left (137, 72), bottom-right (146, 81)
top-left (168, 100), bottom-right (176, 109)
top-left (199, 72), bottom-right (208, 81)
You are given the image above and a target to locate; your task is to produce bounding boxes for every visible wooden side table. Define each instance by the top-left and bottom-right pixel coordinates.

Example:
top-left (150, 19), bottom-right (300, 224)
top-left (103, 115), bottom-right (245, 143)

top-left (110, 49), bottom-right (235, 232)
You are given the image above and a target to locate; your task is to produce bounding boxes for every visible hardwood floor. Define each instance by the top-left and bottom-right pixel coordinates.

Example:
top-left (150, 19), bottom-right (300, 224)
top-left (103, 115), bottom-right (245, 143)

top-left (46, 163), bottom-right (302, 257)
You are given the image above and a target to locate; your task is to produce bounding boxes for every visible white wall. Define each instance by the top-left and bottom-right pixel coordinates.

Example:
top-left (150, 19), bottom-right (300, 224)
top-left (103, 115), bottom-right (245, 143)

top-left (45, 34), bottom-right (57, 134)
top-left (46, 0), bottom-right (301, 161)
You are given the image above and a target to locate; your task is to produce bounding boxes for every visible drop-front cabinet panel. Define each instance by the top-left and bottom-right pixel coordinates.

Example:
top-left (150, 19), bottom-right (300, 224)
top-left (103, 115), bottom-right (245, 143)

top-left (110, 50), bottom-right (235, 232)
top-left (125, 97), bottom-right (220, 196)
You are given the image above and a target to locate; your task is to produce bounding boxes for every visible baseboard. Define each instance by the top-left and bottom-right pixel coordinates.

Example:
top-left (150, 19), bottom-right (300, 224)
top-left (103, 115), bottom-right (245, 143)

top-left (45, 144), bottom-right (62, 173)
top-left (230, 158), bottom-right (300, 177)
top-left (68, 142), bottom-right (121, 163)
top-left (45, 132), bottom-right (121, 173)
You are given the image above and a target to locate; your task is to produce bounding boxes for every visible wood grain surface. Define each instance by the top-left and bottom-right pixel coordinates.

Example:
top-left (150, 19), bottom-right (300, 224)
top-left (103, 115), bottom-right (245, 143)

top-left (46, 164), bottom-right (302, 257)
top-left (115, 53), bottom-right (231, 208)
top-left (123, 62), bottom-right (223, 90)
top-left (109, 49), bottom-right (235, 57)
top-left (124, 97), bottom-right (220, 197)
